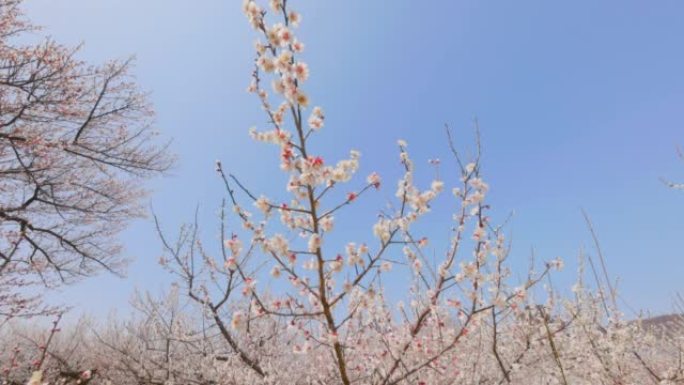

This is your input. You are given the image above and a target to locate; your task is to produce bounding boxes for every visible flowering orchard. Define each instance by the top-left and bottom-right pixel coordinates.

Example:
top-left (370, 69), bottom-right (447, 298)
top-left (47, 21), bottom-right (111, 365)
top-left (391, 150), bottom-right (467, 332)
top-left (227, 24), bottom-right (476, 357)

top-left (1, 0), bottom-right (683, 384)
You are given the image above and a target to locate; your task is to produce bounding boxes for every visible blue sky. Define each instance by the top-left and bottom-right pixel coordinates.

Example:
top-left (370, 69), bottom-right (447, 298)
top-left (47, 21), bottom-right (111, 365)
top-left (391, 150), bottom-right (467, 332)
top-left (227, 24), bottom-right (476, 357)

top-left (23, 0), bottom-right (684, 317)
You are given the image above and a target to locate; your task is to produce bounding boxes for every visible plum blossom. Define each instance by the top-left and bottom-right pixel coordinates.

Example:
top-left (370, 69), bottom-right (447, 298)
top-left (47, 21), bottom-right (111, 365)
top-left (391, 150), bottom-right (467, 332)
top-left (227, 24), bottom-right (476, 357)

top-left (320, 216), bottom-right (334, 232)
top-left (288, 11), bottom-right (301, 27)
top-left (367, 172), bottom-right (382, 189)
top-left (231, 311), bottom-right (245, 330)
top-left (292, 39), bottom-right (305, 53)
top-left (254, 195), bottom-right (271, 214)
top-left (380, 261), bottom-right (393, 272)
top-left (225, 257), bottom-right (238, 271)
top-left (307, 234), bottom-right (321, 252)
top-left (225, 237), bottom-right (243, 257)
top-left (308, 106), bottom-right (324, 130)
top-left (293, 62), bottom-right (309, 81)
top-left (431, 180), bottom-right (444, 193)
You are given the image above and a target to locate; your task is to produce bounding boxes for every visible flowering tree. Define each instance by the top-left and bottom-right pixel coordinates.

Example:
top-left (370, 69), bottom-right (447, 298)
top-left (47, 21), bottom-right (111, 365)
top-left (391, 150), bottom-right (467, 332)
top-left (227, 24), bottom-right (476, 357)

top-left (147, 1), bottom-right (684, 384)
top-left (0, 0), bottom-right (172, 319)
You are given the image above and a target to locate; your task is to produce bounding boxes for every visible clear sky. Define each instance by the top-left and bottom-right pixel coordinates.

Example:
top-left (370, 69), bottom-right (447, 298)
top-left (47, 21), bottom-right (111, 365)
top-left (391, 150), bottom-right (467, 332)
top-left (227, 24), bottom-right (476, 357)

top-left (22, 0), bottom-right (684, 317)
